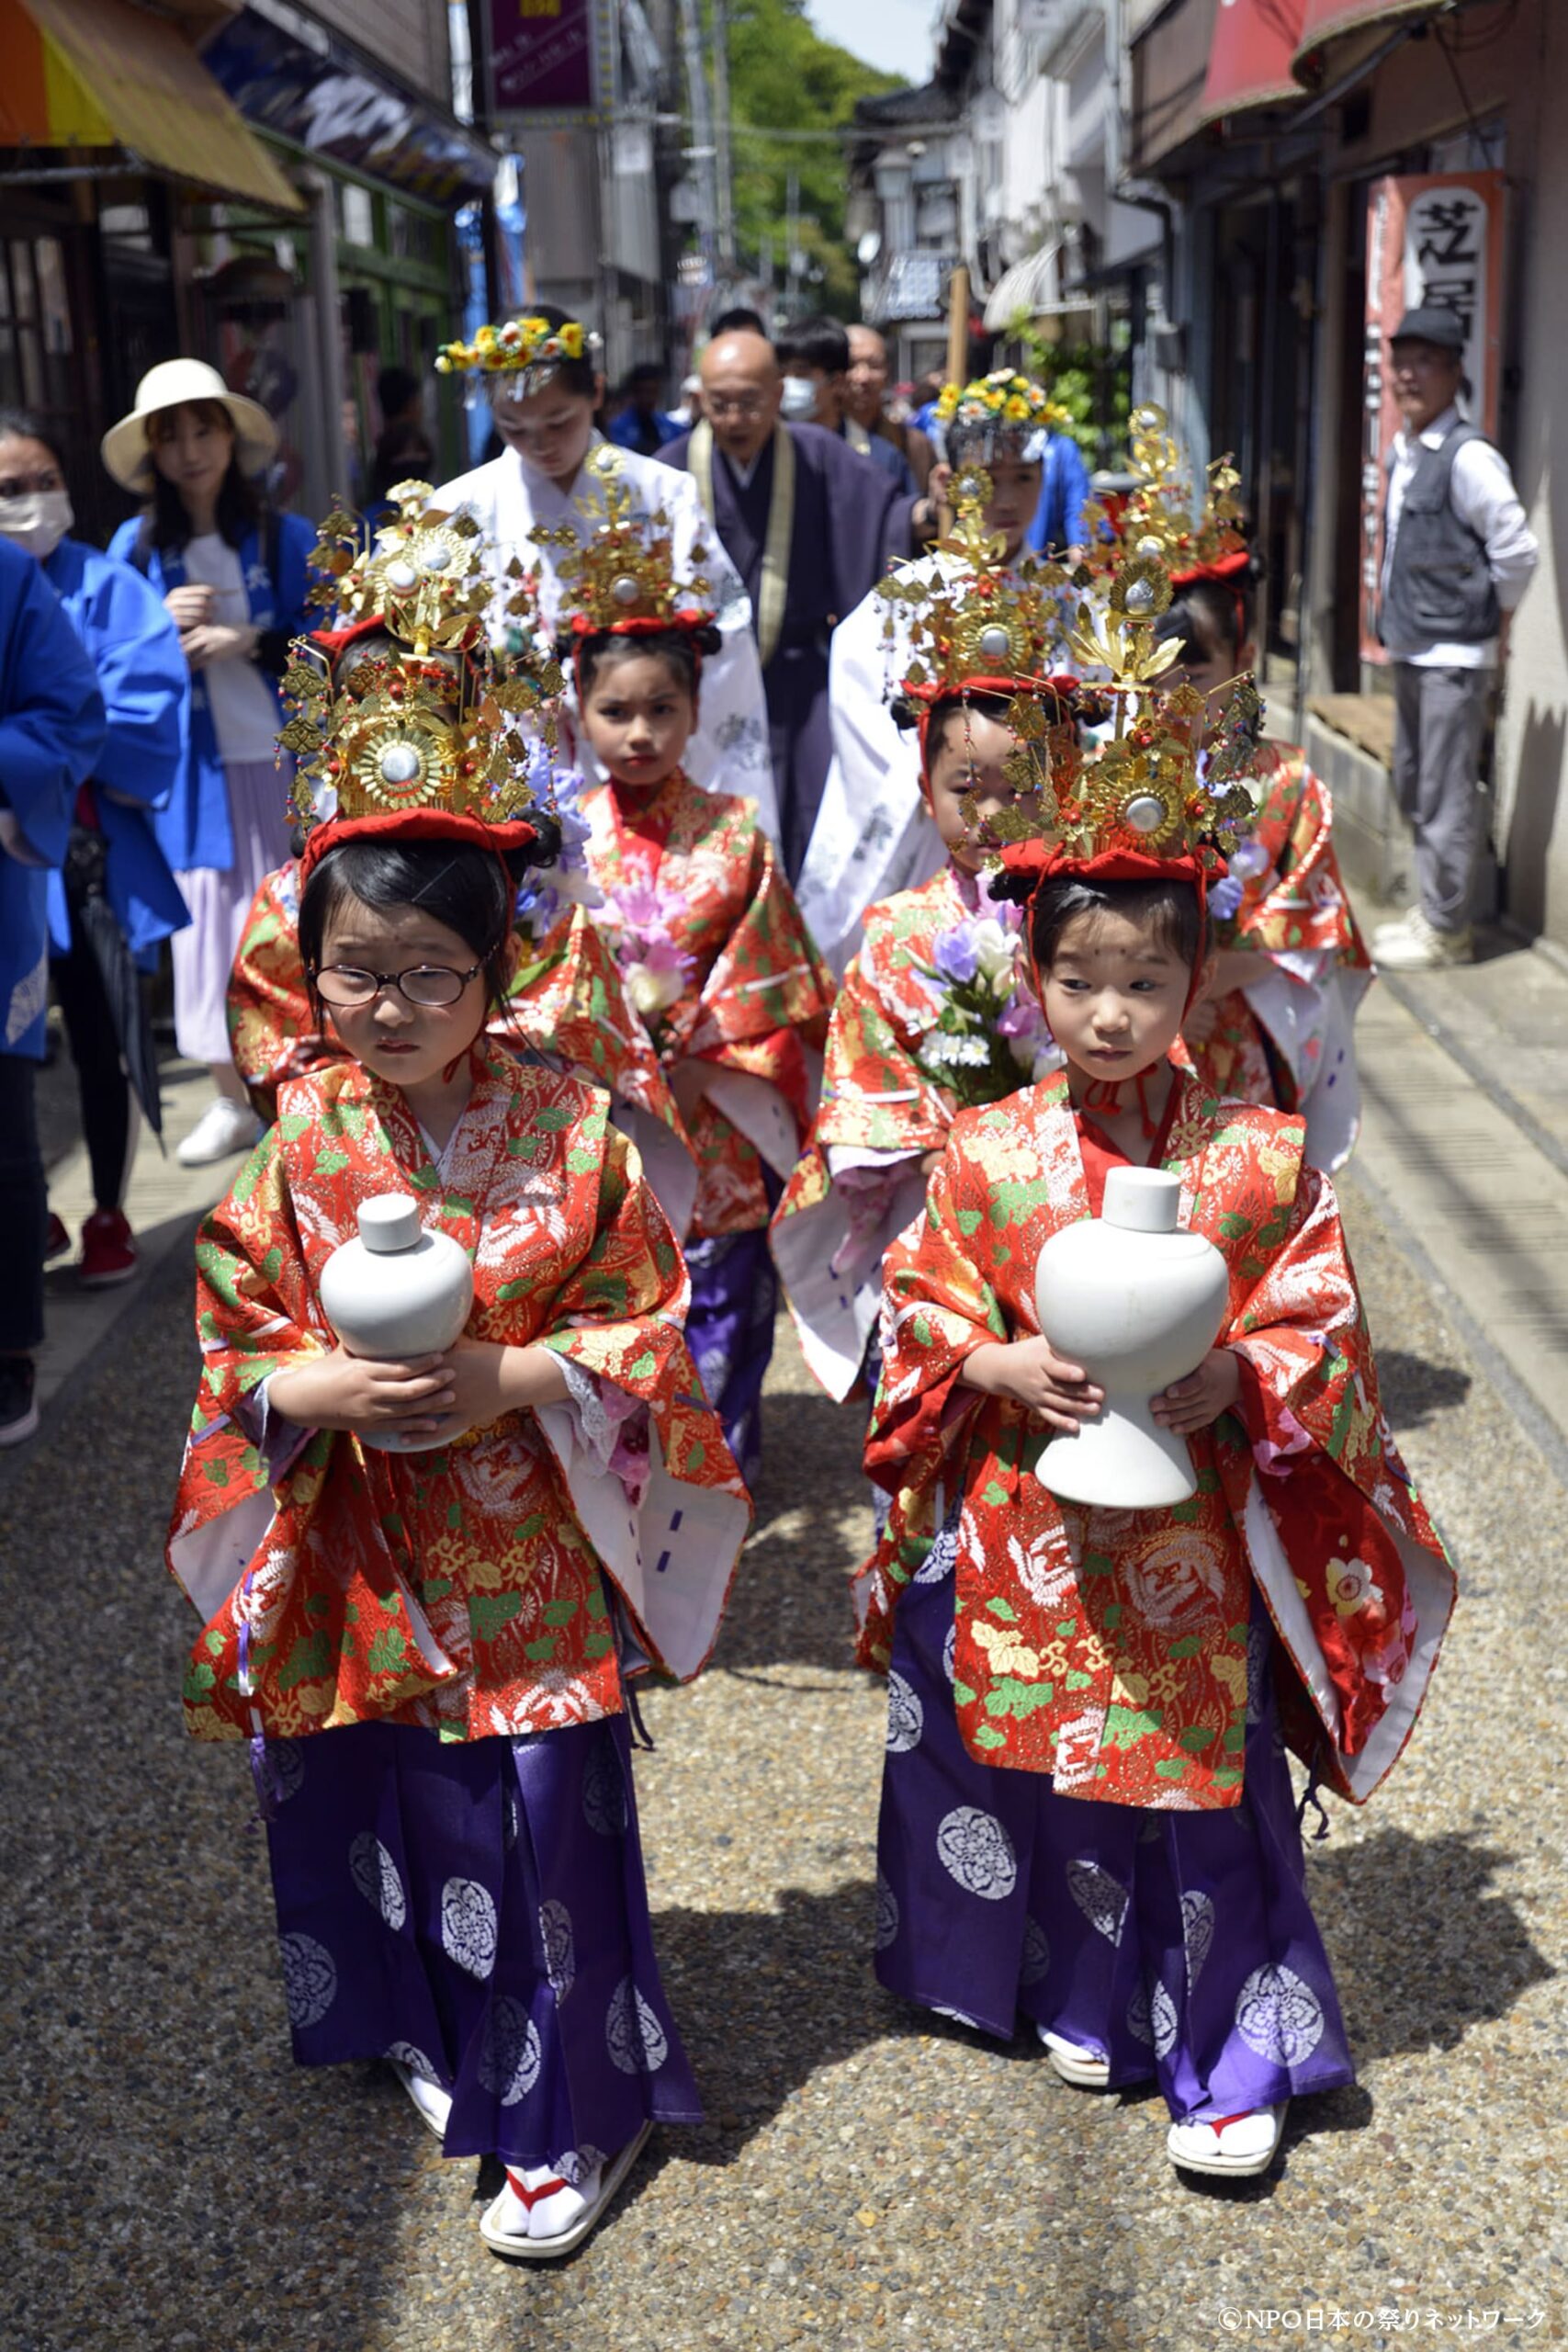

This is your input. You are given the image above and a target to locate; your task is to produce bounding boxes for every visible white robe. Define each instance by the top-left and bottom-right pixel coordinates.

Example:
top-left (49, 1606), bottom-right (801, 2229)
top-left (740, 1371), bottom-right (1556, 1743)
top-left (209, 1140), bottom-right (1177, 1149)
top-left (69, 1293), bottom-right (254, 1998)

top-left (434, 434), bottom-right (779, 840)
top-left (798, 548), bottom-right (1078, 977)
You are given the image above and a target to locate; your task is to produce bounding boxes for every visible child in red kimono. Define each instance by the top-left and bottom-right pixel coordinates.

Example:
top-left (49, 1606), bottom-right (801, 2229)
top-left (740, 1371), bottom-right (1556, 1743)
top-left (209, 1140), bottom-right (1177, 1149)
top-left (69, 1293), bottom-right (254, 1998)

top-left (1153, 554), bottom-right (1371, 1170)
top-left (862, 523), bottom-right (1454, 2181)
top-left (773, 481), bottom-right (1073, 1398)
top-left (166, 545), bottom-right (750, 2259)
top-left (552, 447), bottom-right (834, 1480)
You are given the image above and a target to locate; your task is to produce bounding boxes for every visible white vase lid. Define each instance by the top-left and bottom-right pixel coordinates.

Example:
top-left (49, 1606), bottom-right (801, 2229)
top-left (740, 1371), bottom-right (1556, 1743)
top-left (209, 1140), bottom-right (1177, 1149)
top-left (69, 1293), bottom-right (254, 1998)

top-left (356, 1193), bottom-right (423, 1253)
top-left (1101, 1165), bottom-right (1181, 1233)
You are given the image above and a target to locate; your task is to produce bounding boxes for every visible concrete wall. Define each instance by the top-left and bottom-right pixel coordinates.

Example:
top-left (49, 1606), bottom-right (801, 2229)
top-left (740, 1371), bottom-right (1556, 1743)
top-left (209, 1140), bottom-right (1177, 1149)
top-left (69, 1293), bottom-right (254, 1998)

top-left (1492, 12), bottom-right (1568, 944)
top-left (306, 0), bottom-right (452, 107)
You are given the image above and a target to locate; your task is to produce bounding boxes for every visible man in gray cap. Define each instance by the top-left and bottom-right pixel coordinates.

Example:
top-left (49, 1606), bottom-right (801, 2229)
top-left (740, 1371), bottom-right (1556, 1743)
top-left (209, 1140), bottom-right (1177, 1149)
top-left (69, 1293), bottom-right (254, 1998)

top-left (1375, 304), bottom-right (1538, 968)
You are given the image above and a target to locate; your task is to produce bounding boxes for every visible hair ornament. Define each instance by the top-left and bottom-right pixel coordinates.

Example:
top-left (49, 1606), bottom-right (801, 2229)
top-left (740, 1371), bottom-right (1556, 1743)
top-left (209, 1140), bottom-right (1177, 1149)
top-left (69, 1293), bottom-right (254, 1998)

top-left (933, 370), bottom-right (1072, 465)
top-left (279, 484), bottom-right (563, 880)
top-left (539, 444), bottom-right (717, 644)
top-left (434, 313), bottom-right (598, 376)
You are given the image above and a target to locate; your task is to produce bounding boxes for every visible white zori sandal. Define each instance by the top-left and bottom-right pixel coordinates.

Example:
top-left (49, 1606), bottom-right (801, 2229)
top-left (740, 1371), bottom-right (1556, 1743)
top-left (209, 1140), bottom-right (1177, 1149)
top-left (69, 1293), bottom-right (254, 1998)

top-left (389, 2057), bottom-right (453, 2141)
top-left (1167, 2102), bottom-right (1288, 2178)
top-left (1037, 2026), bottom-right (1112, 2089)
top-left (480, 2120), bottom-right (652, 2261)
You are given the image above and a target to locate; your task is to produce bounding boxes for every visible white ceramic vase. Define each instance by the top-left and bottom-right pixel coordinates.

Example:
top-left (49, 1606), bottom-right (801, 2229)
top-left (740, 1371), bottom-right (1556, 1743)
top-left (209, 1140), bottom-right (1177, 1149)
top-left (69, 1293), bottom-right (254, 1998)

top-left (318, 1193), bottom-right (474, 1453)
top-left (1032, 1166), bottom-right (1230, 1510)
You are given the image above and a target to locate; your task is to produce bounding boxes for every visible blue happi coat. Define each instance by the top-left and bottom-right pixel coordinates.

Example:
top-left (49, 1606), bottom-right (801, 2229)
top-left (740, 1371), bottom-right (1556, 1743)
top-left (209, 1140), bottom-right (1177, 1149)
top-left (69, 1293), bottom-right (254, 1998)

top-left (106, 510), bottom-right (315, 873)
top-left (0, 538), bottom-right (106, 1057)
top-left (42, 537), bottom-right (190, 965)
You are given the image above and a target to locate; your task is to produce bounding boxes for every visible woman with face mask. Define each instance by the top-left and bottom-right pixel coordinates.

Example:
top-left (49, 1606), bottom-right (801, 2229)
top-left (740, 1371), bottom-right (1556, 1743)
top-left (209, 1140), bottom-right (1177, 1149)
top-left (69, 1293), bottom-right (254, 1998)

top-left (103, 360), bottom-right (318, 1168)
top-left (0, 409), bottom-right (189, 1290)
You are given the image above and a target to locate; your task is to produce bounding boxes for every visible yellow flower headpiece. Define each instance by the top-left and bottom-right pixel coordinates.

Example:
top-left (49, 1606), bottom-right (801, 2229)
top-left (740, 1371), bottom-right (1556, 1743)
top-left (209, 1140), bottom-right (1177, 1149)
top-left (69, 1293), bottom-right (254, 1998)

top-left (933, 371), bottom-right (1072, 459)
top-left (434, 313), bottom-right (592, 376)
top-left (536, 445), bottom-right (716, 640)
top-left (280, 486), bottom-right (565, 862)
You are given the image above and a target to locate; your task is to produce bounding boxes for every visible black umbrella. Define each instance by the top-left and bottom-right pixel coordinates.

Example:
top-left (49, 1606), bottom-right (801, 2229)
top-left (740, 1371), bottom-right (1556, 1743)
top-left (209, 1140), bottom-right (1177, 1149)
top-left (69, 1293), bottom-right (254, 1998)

top-left (62, 825), bottom-right (164, 1139)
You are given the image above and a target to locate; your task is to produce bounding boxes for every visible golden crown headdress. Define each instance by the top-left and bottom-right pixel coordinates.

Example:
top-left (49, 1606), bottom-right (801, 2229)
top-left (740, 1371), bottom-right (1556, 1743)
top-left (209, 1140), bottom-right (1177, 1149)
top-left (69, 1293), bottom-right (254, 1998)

top-left (1078, 401), bottom-right (1247, 584)
top-left (536, 444), bottom-right (716, 640)
top-left (960, 411), bottom-right (1261, 879)
top-left (883, 464), bottom-right (1071, 702)
top-left (278, 485), bottom-right (565, 874)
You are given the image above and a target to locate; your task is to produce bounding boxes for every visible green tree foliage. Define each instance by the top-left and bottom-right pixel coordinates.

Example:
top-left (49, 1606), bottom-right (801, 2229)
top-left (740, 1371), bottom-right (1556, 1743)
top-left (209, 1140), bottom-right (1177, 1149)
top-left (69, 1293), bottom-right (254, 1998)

top-left (721, 0), bottom-right (899, 318)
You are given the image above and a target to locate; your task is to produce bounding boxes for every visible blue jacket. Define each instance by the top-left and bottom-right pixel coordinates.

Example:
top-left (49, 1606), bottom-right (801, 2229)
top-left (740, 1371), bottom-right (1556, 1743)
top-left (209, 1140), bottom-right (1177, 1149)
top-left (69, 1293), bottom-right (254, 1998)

top-left (0, 538), bottom-right (106, 1057)
top-left (106, 510), bottom-right (316, 873)
top-left (1027, 431), bottom-right (1092, 559)
top-left (42, 537), bottom-right (191, 965)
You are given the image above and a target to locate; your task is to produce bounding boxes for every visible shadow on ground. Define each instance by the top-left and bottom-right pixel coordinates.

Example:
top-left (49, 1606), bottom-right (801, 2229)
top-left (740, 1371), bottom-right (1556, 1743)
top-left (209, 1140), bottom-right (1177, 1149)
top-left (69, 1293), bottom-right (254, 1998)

top-left (714, 1380), bottom-right (874, 1678)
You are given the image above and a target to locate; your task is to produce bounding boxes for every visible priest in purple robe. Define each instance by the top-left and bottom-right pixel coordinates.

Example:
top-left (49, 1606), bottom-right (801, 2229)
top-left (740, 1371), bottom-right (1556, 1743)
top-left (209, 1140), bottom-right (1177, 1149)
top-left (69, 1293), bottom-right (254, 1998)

top-left (660, 329), bottom-right (933, 882)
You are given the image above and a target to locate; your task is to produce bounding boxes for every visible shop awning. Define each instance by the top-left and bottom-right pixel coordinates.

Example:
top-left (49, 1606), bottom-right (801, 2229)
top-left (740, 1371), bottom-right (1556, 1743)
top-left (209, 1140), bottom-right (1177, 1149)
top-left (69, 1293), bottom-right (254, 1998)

top-left (983, 242), bottom-right (1063, 333)
top-left (1199, 0), bottom-right (1308, 127)
top-left (0, 0), bottom-right (301, 210)
top-left (1293, 0), bottom-right (1442, 74)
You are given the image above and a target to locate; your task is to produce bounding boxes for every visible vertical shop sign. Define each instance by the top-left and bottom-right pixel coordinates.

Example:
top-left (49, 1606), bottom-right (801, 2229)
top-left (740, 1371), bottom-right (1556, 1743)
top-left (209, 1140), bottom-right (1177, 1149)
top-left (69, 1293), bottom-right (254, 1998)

top-left (1359, 171), bottom-right (1506, 661)
top-left (488, 0), bottom-right (599, 123)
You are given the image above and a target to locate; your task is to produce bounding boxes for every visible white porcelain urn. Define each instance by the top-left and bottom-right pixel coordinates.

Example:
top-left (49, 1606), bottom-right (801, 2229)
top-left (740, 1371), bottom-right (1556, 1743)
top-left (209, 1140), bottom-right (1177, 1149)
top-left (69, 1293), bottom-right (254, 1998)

top-left (1032, 1166), bottom-right (1230, 1510)
top-left (318, 1193), bottom-right (474, 1453)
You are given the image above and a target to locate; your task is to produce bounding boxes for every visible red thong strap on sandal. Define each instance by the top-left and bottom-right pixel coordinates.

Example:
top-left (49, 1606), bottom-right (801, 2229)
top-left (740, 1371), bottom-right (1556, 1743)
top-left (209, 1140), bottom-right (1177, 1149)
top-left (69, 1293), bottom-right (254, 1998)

top-left (1204, 2112), bottom-right (1257, 2135)
top-left (503, 2169), bottom-right (568, 2209)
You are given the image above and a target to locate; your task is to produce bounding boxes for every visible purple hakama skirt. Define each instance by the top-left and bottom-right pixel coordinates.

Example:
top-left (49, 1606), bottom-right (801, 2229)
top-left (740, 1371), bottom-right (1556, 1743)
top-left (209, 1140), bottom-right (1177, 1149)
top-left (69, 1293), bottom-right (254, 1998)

top-left (874, 1553), bottom-right (1355, 2124)
top-left (683, 1226), bottom-right (778, 1486)
top-left (262, 1713), bottom-right (700, 2170)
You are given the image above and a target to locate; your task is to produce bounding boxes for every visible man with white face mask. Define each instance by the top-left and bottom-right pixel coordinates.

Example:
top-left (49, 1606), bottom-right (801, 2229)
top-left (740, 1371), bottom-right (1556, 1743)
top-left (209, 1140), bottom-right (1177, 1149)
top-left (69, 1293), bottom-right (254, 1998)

top-left (660, 329), bottom-right (929, 879)
top-left (0, 410), bottom-right (189, 1301)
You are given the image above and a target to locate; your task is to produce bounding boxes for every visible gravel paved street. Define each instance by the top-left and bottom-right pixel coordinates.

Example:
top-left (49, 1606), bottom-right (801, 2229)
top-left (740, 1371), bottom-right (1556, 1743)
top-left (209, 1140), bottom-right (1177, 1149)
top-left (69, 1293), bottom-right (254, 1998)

top-left (2, 1146), bottom-right (1563, 2352)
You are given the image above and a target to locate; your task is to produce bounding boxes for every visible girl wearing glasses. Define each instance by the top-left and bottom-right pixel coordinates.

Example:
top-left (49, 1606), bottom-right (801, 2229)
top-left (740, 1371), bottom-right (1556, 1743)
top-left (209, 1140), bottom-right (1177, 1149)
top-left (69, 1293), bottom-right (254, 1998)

top-left (164, 575), bottom-right (750, 2260)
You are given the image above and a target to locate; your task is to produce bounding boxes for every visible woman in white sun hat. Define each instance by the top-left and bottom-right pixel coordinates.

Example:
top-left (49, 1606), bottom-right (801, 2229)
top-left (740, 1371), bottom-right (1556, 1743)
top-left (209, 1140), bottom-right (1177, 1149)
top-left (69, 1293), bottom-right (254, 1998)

top-left (104, 359), bottom-right (316, 1165)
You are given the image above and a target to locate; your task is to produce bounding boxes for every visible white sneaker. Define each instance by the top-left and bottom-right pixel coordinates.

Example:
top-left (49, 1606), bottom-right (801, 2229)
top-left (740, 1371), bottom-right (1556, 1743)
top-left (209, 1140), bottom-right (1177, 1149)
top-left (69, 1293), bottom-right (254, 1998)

top-left (1374, 907), bottom-right (1472, 970)
top-left (1168, 2102), bottom-right (1288, 2177)
top-left (176, 1095), bottom-right (264, 1166)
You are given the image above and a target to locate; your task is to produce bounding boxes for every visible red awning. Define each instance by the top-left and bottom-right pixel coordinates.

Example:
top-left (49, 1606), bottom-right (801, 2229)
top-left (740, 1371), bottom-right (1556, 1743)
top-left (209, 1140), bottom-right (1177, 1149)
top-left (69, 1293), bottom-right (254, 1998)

top-left (1294, 0), bottom-right (1441, 74)
top-left (1198, 0), bottom-right (1308, 127)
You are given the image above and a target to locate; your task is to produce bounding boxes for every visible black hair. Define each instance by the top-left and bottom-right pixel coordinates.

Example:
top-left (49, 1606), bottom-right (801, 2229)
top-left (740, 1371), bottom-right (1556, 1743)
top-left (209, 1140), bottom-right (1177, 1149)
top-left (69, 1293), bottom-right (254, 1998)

top-left (890, 688), bottom-right (1014, 752)
top-left (298, 828), bottom-right (563, 1022)
top-left (1154, 560), bottom-right (1261, 668)
top-left (370, 418), bottom-right (436, 503)
top-left (625, 362), bottom-right (663, 390)
top-left (500, 301), bottom-right (598, 403)
top-left (144, 399), bottom-right (264, 552)
top-left (775, 313), bottom-right (851, 377)
top-left (572, 622), bottom-right (722, 702)
top-left (710, 305), bottom-right (766, 336)
top-left (0, 405), bottom-right (66, 475)
top-left (1021, 872), bottom-right (1206, 977)
top-left (377, 363), bottom-right (422, 421)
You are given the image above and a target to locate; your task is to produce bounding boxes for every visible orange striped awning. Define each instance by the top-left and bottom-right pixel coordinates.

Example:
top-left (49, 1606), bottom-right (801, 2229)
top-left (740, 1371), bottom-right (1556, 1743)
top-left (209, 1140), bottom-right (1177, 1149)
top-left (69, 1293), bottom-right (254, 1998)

top-left (0, 0), bottom-right (302, 212)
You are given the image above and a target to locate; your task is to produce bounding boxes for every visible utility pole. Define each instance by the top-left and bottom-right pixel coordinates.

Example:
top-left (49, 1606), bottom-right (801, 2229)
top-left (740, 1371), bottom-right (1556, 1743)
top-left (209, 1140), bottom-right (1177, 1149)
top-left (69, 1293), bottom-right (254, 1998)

top-left (678, 0), bottom-right (718, 276)
top-left (711, 0), bottom-right (736, 268)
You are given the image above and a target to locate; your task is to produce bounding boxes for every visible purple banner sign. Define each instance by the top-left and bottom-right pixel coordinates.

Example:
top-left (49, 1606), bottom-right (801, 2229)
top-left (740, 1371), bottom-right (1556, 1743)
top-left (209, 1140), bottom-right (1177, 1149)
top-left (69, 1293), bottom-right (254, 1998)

top-left (490, 0), bottom-right (597, 118)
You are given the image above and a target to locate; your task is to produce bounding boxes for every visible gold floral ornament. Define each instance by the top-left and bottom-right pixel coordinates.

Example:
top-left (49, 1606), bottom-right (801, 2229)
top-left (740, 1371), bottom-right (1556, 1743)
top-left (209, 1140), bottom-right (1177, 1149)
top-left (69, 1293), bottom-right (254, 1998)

top-left (281, 483), bottom-right (566, 849)
top-left (539, 443), bottom-right (716, 635)
top-left (955, 413), bottom-right (1264, 875)
top-left (308, 480), bottom-right (491, 655)
top-left (880, 465), bottom-right (1068, 698)
top-left (1077, 401), bottom-right (1246, 582)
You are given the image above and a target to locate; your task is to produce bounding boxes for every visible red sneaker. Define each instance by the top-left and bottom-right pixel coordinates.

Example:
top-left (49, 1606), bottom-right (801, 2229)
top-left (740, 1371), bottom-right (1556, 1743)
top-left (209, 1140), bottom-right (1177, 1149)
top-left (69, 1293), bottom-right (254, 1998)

top-left (45, 1211), bottom-right (71, 1262)
top-left (79, 1208), bottom-right (138, 1289)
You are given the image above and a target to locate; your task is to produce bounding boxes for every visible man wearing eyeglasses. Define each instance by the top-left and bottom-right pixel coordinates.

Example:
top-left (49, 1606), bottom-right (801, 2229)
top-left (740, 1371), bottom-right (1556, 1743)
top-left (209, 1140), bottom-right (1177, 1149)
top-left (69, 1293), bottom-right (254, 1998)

top-left (658, 329), bottom-right (930, 884)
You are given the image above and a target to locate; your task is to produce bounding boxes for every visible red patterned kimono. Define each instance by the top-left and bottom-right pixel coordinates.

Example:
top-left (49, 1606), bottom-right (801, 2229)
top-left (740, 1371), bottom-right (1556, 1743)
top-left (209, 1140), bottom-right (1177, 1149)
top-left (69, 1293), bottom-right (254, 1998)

top-left (863, 1066), bottom-right (1454, 1810)
top-left (226, 856), bottom-right (699, 1234)
top-left (167, 1046), bottom-right (750, 1743)
top-left (579, 769), bottom-right (835, 1478)
top-left (773, 862), bottom-right (1054, 1399)
top-left (1184, 745), bottom-right (1371, 1170)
